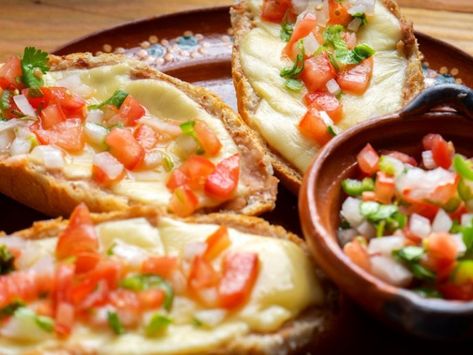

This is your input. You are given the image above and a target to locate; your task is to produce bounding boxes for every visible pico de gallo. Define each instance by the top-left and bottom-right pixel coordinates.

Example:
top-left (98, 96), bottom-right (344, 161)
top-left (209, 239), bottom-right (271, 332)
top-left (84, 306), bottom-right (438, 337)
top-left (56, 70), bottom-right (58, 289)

top-left (0, 203), bottom-right (259, 340)
top-left (261, 0), bottom-right (376, 146)
top-left (339, 134), bottom-right (473, 300)
top-left (0, 48), bottom-right (241, 217)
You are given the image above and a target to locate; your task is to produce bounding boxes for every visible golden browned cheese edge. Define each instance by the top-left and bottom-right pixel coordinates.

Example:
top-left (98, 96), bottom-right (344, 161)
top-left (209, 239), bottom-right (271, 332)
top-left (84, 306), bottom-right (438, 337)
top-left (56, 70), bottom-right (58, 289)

top-left (10, 209), bottom-right (336, 355)
top-left (0, 53), bottom-right (278, 218)
top-left (230, 0), bottom-right (425, 193)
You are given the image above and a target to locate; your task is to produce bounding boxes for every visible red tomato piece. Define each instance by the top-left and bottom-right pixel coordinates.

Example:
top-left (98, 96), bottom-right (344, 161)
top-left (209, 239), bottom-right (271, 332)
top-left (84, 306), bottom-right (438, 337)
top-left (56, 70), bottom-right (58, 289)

top-left (141, 256), bottom-right (178, 278)
top-left (204, 154), bottom-right (240, 201)
top-left (74, 252), bottom-right (101, 274)
top-left (55, 302), bottom-right (75, 337)
top-left (188, 255), bottom-right (220, 291)
top-left (22, 88), bottom-right (47, 110)
top-left (357, 143), bottom-right (380, 175)
top-left (343, 238), bottom-right (371, 272)
top-left (298, 107), bottom-right (332, 146)
top-left (117, 95), bottom-right (145, 126)
top-left (138, 289), bottom-right (165, 310)
top-left (109, 289), bottom-right (140, 310)
top-left (384, 151), bottom-right (418, 166)
top-left (422, 134), bottom-right (453, 169)
top-left (194, 121), bottom-right (222, 157)
top-left (301, 53), bottom-right (337, 93)
top-left (375, 172), bottom-right (395, 204)
top-left (42, 87), bottom-right (86, 119)
top-left (106, 127), bottom-right (145, 170)
top-left (92, 151), bottom-right (126, 187)
top-left (56, 203), bottom-right (99, 260)
top-left (0, 56), bottom-right (22, 90)
top-left (337, 57), bottom-right (373, 95)
top-left (134, 124), bottom-right (158, 150)
top-left (169, 186), bottom-right (199, 217)
top-left (40, 104), bottom-right (66, 130)
top-left (406, 201), bottom-right (439, 220)
top-left (284, 12), bottom-right (317, 60)
top-left (167, 156), bottom-right (215, 191)
top-left (425, 233), bottom-right (457, 280)
top-left (439, 282), bottom-right (473, 301)
top-left (204, 226), bottom-right (231, 261)
top-left (328, 0), bottom-right (352, 25)
top-left (218, 252), bottom-right (259, 309)
top-left (304, 92), bottom-right (343, 123)
top-left (261, 0), bottom-right (292, 23)
top-left (33, 118), bottom-right (85, 153)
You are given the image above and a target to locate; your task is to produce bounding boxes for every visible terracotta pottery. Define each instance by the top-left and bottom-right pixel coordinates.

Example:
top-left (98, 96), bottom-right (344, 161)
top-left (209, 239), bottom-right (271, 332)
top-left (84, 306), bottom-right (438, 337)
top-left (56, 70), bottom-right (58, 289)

top-left (300, 84), bottom-right (473, 340)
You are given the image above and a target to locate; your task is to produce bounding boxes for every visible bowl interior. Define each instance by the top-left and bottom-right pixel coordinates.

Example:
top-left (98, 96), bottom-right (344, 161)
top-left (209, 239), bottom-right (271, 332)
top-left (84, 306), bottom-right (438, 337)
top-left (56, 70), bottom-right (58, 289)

top-left (302, 111), bottom-right (473, 339)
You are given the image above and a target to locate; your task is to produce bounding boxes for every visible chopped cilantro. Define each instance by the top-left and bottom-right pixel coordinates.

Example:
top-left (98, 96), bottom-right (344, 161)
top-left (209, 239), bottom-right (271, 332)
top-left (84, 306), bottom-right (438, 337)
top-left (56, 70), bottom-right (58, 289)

top-left (120, 275), bottom-right (174, 311)
top-left (35, 315), bottom-right (55, 332)
top-left (280, 41), bottom-right (305, 91)
top-left (107, 311), bottom-right (124, 335)
top-left (413, 287), bottom-right (442, 299)
top-left (280, 19), bottom-right (294, 42)
top-left (89, 90), bottom-right (128, 110)
top-left (285, 78), bottom-right (304, 91)
top-left (0, 90), bottom-right (11, 117)
top-left (0, 300), bottom-right (25, 320)
top-left (21, 47), bottom-right (49, 89)
top-left (0, 245), bottom-right (15, 275)
top-left (393, 246), bottom-right (436, 281)
top-left (162, 154), bottom-right (174, 172)
top-left (352, 13), bottom-right (368, 26)
top-left (145, 313), bottom-right (172, 337)
top-left (179, 120), bottom-right (204, 155)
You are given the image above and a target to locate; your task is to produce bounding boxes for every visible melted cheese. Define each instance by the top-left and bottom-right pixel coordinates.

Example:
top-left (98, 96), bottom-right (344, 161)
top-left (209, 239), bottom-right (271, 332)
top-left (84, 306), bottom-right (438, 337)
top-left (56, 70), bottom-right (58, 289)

top-left (241, 0), bottom-right (408, 172)
top-left (42, 64), bottom-right (243, 207)
top-left (0, 218), bottom-right (322, 354)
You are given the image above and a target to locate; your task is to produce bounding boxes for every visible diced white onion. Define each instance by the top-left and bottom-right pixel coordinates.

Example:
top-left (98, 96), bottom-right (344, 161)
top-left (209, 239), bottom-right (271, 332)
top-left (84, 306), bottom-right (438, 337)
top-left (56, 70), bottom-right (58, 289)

top-left (368, 236), bottom-right (405, 256)
top-left (382, 156), bottom-right (405, 177)
top-left (338, 228), bottom-right (357, 246)
top-left (194, 309), bottom-right (227, 327)
top-left (348, 4), bottom-right (366, 15)
top-left (30, 145), bottom-right (65, 170)
top-left (370, 255), bottom-right (413, 287)
top-left (422, 150), bottom-right (436, 169)
top-left (10, 137), bottom-right (32, 156)
top-left (175, 134), bottom-right (199, 158)
top-left (183, 242), bottom-right (207, 261)
top-left (303, 33), bottom-right (320, 56)
top-left (0, 130), bottom-right (14, 152)
top-left (452, 234), bottom-right (467, 257)
top-left (56, 74), bottom-right (94, 98)
top-left (93, 152), bottom-right (124, 179)
top-left (409, 213), bottom-right (432, 239)
top-left (341, 197), bottom-right (364, 227)
top-left (320, 111), bottom-right (334, 127)
top-left (86, 109), bottom-right (104, 125)
top-left (0, 119), bottom-right (26, 133)
top-left (112, 241), bottom-right (150, 267)
top-left (326, 79), bottom-right (341, 95)
top-left (348, 0), bottom-right (375, 15)
top-left (0, 307), bottom-right (52, 341)
top-left (30, 255), bottom-right (55, 276)
top-left (85, 122), bottom-right (109, 149)
top-left (140, 117), bottom-right (181, 136)
top-left (142, 149), bottom-right (163, 169)
top-left (356, 221), bottom-right (376, 239)
top-left (0, 235), bottom-right (26, 250)
top-left (170, 269), bottom-right (187, 295)
top-left (13, 95), bottom-right (36, 117)
top-left (461, 213), bottom-right (473, 227)
top-left (432, 209), bottom-right (453, 233)
top-left (347, 17), bottom-right (362, 32)
top-left (198, 288), bottom-right (218, 306)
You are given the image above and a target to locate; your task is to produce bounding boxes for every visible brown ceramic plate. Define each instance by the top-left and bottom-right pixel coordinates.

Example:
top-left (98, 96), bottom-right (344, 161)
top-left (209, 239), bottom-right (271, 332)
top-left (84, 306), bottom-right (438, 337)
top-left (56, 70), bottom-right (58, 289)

top-left (0, 5), bottom-right (471, 353)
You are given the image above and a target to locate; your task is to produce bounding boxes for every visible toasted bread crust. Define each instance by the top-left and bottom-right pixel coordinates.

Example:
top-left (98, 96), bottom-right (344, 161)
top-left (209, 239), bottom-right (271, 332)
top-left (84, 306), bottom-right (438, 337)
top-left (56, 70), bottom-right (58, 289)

top-left (12, 209), bottom-right (335, 355)
top-left (0, 53), bottom-right (278, 217)
top-left (231, 0), bottom-right (424, 194)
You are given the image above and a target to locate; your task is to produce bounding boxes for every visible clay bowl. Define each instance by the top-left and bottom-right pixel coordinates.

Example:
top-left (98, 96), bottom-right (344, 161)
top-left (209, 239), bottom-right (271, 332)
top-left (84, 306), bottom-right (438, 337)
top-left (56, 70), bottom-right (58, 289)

top-left (300, 84), bottom-right (473, 340)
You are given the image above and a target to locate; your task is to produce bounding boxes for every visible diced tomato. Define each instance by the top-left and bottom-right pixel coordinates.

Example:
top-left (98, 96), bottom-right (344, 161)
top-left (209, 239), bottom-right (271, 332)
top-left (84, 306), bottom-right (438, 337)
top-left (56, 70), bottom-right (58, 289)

top-left (53, 264), bottom-right (75, 307)
top-left (261, 0), bottom-right (292, 23)
top-left (194, 121), bottom-right (222, 157)
top-left (204, 226), bottom-right (231, 261)
top-left (450, 202), bottom-right (467, 222)
top-left (424, 233), bottom-right (457, 280)
top-left (422, 134), bottom-right (454, 169)
top-left (40, 104), bottom-right (66, 130)
top-left (298, 107), bottom-right (332, 145)
top-left (406, 200), bottom-right (439, 220)
top-left (167, 156), bottom-right (215, 191)
top-left (375, 172), bottom-right (395, 204)
top-left (32, 118), bottom-right (85, 153)
top-left (56, 203), bottom-right (99, 261)
top-left (32, 299), bottom-right (54, 317)
top-left (357, 143), bottom-right (379, 175)
top-left (108, 289), bottom-right (141, 326)
top-left (22, 88), bottom-right (47, 110)
top-left (384, 151), bottom-right (418, 166)
top-left (141, 256), bottom-right (178, 278)
top-left (337, 57), bottom-right (373, 95)
top-left (343, 238), bottom-right (371, 272)
top-left (188, 255), bottom-right (220, 292)
top-left (328, 0), bottom-right (352, 25)
top-left (439, 282), bottom-right (473, 301)
top-left (204, 154), bottom-right (240, 201)
top-left (55, 302), bottom-right (75, 337)
top-left (74, 252), bottom-right (101, 274)
top-left (304, 92), bottom-right (343, 123)
top-left (138, 289), bottom-right (164, 310)
top-left (169, 186), bottom-right (199, 217)
top-left (106, 127), bottom-right (145, 170)
top-left (430, 175), bottom-right (459, 206)
top-left (134, 124), bottom-right (158, 150)
top-left (117, 95), bottom-right (145, 126)
top-left (42, 87), bottom-right (86, 119)
top-left (92, 152), bottom-right (126, 187)
top-left (218, 252), bottom-right (259, 309)
top-left (301, 53), bottom-right (337, 93)
top-left (0, 56), bottom-right (22, 90)
top-left (284, 12), bottom-right (317, 60)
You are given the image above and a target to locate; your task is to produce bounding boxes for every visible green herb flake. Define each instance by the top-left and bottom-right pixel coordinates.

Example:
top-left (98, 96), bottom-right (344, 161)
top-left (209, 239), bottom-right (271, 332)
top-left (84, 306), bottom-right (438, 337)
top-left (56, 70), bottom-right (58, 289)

top-left (0, 300), bottom-right (25, 320)
top-left (120, 275), bottom-right (174, 311)
top-left (179, 120), bottom-right (204, 154)
top-left (21, 47), bottom-right (49, 89)
top-left (89, 90), bottom-right (128, 110)
top-left (280, 20), bottom-right (294, 42)
top-left (284, 78), bottom-right (304, 91)
top-left (352, 13), bottom-right (368, 26)
top-left (120, 275), bottom-right (146, 292)
top-left (411, 263), bottom-right (436, 280)
top-left (106, 243), bottom-right (116, 256)
top-left (146, 313), bottom-right (172, 337)
top-left (280, 41), bottom-right (305, 80)
top-left (393, 246), bottom-right (424, 263)
top-left (107, 311), bottom-right (125, 335)
top-left (0, 90), bottom-right (11, 116)
top-left (35, 315), bottom-right (55, 332)
top-left (163, 154), bottom-right (174, 172)
top-left (413, 287), bottom-right (442, 299)
top-left (0, 245), bottom-right (15, 275)
top-left (327, 125), bottom-right (337, 137)
top-left (192, 317), bottom-right (203, 328)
